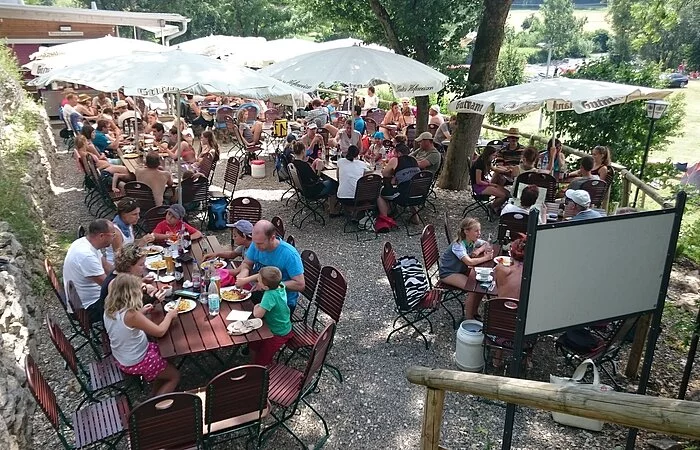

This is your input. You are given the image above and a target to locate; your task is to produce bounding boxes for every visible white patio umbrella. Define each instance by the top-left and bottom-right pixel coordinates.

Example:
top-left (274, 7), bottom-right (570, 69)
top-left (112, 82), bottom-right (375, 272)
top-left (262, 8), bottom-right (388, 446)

top-left (26, 36), bottom-right (170, 75)
top-left (448, 77), bottom-right (672, 140)
top-left (224, 38), bottom-right (319, 68)
top-left (176, 35), bottom-right (266, 58)
top-left (314, 38), bottom-right (393, 54)
top-left (259, 45), bottom-right (448, 97)
top-left (29, 50), bottom-right (310, 202)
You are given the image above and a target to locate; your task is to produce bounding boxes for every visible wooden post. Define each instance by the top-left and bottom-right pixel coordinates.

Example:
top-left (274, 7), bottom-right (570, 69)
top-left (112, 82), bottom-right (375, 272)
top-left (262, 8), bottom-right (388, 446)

top-left (407, 366), bottom-right (700, 440)
top-left (421, 387), bottom-right (446, 450)
top-left (625, 313), bottom-right (652, 379)
top-left (621, 174), bottom-right (630, 207)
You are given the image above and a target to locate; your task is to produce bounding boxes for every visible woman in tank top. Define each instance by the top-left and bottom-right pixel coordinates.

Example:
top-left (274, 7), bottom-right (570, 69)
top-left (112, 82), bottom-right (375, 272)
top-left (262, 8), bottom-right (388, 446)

top-left (105, 198), bottom-right (155, 265)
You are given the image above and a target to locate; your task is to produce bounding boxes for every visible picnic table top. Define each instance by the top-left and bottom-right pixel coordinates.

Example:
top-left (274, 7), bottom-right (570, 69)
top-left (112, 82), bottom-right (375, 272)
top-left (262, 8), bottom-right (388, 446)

top-left (150, 235), bottom-right (273, 359)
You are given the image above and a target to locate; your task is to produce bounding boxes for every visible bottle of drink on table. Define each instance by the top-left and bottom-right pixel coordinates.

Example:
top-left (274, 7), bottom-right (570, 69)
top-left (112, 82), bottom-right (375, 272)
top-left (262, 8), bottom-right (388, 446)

top-left (192, 260), bottom-right (202, 291)
top-left (208, 278), bottom-right (220, 316)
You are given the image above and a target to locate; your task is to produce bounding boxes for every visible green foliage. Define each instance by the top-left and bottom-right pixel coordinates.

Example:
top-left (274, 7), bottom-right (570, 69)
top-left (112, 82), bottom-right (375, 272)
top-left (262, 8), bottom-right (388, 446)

top-left (489, 28), bottom-right (528, 127)
top-left (551, 58), bottom-right (685, 202)
top-left (0, 42), bottom-right (21, 83)
top-left (521, 14), bottom-right (541, 31)
top-left (587, 29), bottom-right (611, 53)
top-left (540, 0), bottom-right (588, 59)
top-left (643, 159), bottom-right (677, 184)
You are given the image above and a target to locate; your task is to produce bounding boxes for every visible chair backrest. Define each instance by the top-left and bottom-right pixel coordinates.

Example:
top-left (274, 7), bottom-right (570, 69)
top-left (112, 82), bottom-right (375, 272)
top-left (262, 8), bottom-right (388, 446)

top-left (514, 172), bottom-right (558, 203)
top-left (124, 181), bottom-right (156, 211)
top-left (181, 176), bottom-right (209, 205)
top-left (67, 281), bottom-right (93, 335)
top-left (367, 108), bottom-right (385, 125)
top-left (443, 212), bottom-right (452, 244)
top-left (428, 123), bottom-right (439, 136)
top-left (46, 314), bottom-right (79, 376)
top-left (315, 266), bottom-right (347, 324)
top-left (483, 298), bottom-right (519, 341)
top-left (419, 224), bottom-right (440, 283)
top-left (44, 258), bottom-right (67, 309)
top-left (77, 225), bottom-right (86, 239)
top-left (364, 117), bottom-right (378, 136)
top-left (300, 249), bottom-right (321, 302)
top-left (406, 171), bottom-right (434, 198)
top-left (198, 152), bottom-right (214, 179)
top-left (216, 106), bottom-right (235, 126)
top-left (381, 241), bottom-right (398, 292)
top-left (25, 354), bottom-right (66, 434)
top-left (352, 173), bottom-right (383, 203)
top-left (604, 165), bottom-right (615, 188)
top-left (497, 212), bottom-right (528, 242)
top-left (580, 179), bottom-right (608, 207)
top-left (141, 205), bottom-right (169, 234)
top-left (286, 234), bottom-right (296, 247)
top-left (204, 365), bottom-right (268, 428)
top-left (287, 163), bottom-right (306, 197)
top-left (264, 108), bottom-right (280, 124)
top-left (128, 392), bottom-right (203, 450)
top-left (317, 128), bottom-right (330, 147)
top-left (228, 196), bottom-right (262, 224)
top-left (271, 216), bottom-right (285, 238)
top-left (222, 156), bottom-right (241, 193)
top-left (301, 322), bottom-right (336, 391)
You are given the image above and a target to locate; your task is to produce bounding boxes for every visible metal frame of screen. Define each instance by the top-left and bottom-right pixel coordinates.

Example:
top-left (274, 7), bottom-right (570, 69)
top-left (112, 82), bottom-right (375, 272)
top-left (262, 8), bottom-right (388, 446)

top-left (499, 191), bottom-right (686, 450)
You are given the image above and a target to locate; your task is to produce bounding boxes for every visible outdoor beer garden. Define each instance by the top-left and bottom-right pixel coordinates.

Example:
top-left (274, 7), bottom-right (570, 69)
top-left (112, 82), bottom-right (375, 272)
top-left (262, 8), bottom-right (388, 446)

top-left (4, 5), bottom-right (700, 450)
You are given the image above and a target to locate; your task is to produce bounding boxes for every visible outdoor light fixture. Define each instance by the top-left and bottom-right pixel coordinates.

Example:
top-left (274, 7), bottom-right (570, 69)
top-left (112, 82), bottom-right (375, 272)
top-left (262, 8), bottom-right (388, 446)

top-left (633, 99), bottom-right (670, 207)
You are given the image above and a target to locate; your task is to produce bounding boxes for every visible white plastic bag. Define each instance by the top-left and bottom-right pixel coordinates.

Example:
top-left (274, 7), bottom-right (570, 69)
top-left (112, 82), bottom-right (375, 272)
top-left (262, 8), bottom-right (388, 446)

top-left (550, 358), bottom-right (613, 431)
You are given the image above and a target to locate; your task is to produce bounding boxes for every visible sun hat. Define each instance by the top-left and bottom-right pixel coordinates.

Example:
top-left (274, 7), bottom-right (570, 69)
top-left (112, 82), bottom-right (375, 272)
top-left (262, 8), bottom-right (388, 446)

top-left (373, 131), bottom-right (385, 140)
top-left (226, 219), bottom-right (253, 236)
top-left (78, 94), bottom-right (91, 103)
top-left (415, 131), bottom-right (434, 142)
top-left (167, 204), bottom-right (186, 220)
top-left (115, 100), bottom-right (128, 109)
top-left (504, 127), bottom-right (521, 138)
top-left (430, 104), bottom-right (441, 113)
top-left (565, 189), bottom-right (591, 207)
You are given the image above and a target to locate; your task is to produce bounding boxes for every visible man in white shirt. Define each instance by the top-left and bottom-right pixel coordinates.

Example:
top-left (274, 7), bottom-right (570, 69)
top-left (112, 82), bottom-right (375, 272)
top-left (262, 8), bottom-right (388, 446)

top-left (62, 219), bottom-right (115, 323)
top-left (337, 119), bottom-right (362, 157)
top-left (501, 184), bottom-right (546, 224)
top-left (62, 94), bottom-right (83, 132)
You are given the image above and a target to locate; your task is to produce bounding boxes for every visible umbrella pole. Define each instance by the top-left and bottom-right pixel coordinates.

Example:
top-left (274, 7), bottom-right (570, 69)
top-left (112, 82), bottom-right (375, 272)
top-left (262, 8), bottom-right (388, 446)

top-left (176, 92), bottom-right (183, 205)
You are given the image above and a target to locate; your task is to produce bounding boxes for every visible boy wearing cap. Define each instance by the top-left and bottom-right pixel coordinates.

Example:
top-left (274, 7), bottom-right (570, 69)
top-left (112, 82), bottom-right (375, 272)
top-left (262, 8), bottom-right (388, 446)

top-left (565, 189), bottom-right (602, 221)
top-left (152, 204), bottom-right (203, 242)
top-left (411, 132), bottom-right (442, 174)
top-left (203, 220), bottom-right (253, 261)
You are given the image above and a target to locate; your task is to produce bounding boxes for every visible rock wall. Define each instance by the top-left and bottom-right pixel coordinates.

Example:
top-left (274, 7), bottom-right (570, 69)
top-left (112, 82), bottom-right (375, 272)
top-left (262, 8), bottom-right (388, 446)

top-left (0, 64), bottom-right (57, 449)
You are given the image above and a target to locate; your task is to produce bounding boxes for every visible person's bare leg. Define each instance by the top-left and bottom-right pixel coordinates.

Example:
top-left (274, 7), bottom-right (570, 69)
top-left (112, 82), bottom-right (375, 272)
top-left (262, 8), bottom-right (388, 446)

top-left (324, 124), bottom-right (338, 137)
top-left (153, 363), bottom-right (180, 396)
top-left (441, 273), bottom-right (469, 291)
top-left (465, 292), bottom-right (484, 320)
top-left (252, 122), bottom-right (263, 143)
top-left (377, 196), bottom-right (390, 216)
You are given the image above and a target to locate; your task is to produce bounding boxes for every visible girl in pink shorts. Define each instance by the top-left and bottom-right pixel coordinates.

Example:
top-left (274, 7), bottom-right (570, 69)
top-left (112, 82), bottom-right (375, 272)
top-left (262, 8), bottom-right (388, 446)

top-left (103, 273), bottom-right (180, 395)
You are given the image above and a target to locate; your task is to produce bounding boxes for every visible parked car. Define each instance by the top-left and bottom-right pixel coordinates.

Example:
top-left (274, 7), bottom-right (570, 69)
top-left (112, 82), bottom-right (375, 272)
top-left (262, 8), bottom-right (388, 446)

top-left (660, 72), bottom-right (689, 88)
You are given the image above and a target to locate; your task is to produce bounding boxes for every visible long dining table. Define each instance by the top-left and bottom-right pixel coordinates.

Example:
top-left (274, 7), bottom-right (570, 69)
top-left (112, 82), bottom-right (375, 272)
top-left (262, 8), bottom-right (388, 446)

top-left (149, 235), bottom-right (272, 362)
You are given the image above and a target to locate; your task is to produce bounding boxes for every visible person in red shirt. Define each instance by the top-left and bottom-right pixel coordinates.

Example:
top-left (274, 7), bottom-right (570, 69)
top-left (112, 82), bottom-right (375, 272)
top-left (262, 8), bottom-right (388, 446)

top-left (152, 204), bottom-right (202, 242)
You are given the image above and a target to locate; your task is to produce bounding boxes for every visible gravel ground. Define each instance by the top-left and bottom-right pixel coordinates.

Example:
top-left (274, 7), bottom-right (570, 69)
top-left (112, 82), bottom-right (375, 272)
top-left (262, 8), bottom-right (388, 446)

top-left (31, 127), bottom-right (700, 449)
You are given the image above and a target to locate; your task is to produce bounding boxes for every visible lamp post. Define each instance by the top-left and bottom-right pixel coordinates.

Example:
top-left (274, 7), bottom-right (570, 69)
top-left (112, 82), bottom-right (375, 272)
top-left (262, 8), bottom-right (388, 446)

top-left (537, 42), bottom-right (554, 132)
top-left (632, 99), bottom-right (669, 207)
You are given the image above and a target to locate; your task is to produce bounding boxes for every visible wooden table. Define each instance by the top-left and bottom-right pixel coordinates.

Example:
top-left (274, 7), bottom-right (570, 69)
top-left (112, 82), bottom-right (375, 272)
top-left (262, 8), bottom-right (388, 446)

top-left (464, 245), bottom-right (501, 296)
top-left (150, 235), bottom-right (272, 360)
top-left (116, 147), bottom-right (143, 174)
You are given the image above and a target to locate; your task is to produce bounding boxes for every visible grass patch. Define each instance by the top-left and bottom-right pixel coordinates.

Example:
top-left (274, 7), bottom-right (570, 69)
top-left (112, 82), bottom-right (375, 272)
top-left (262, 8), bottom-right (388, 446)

top-left (0, 41), bottom-right (21, 83)
top-left (664, 302), bottom-right (697, 352)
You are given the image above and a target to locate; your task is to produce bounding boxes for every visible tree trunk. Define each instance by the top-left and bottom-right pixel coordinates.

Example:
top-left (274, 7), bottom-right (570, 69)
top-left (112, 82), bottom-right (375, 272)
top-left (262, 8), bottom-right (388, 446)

top-left (439, 0), bottom-right (514, 190)
top-left (416, 96), bottom-right (429, 136)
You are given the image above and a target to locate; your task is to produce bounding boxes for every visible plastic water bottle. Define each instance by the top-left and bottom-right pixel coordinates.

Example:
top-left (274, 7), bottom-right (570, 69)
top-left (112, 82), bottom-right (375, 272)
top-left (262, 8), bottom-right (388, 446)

top-left (207, 279), bottom-right (220, 316)
top-left (192, 259), bottom-right (202, 290)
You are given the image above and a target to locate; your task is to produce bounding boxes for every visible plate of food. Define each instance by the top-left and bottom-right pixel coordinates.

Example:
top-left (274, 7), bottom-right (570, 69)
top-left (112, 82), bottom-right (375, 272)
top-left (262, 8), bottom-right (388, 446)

top-left (220, 286), bottom-right (251, 302)
top-left (146, 259), bottom-right (167, 271)
top-left (122, 153), bottom-right (140, 159)
top-left (201, 259), bottom-right (226, 271)
top-left (142, 245), bottom-right (164, 256)
top-left (164, 299), bottom-right (196, 314)
top-left (493, 256), bottom-right (513, 266)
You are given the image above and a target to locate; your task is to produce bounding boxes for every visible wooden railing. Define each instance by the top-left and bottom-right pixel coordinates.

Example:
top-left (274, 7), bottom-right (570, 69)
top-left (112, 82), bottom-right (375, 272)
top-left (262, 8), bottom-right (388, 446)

top-left (481, 123), bottom-right (673, 209)
top-left (407, 366), bottom-right (700, 450)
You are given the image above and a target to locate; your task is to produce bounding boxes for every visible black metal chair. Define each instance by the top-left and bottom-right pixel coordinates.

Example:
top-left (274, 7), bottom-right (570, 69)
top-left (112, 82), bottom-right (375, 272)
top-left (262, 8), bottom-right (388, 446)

top-left (580, 179), bottom-right (608, 208)
top-left (513, 171), bottom-right (558, 203)
top-left (287, 163), bottom-right (328, 228)
top-left (393, 170), bottom-right (433, 236)
top-left (341, 173), bottom-right (383, 239)
top-left (123, 181), bottom-right (156, 213)
top-left (181, 176), bottom-right (209, 229)
top-left (497, 212), bottom-right (528, 243)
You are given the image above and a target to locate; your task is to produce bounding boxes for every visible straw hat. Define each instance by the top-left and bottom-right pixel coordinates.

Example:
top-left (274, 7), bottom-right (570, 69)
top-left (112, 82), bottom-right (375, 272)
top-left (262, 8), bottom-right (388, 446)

top-left (504, 127), bottom-right (521, 138)
top-left (78, 94), bottom-right (91, 103)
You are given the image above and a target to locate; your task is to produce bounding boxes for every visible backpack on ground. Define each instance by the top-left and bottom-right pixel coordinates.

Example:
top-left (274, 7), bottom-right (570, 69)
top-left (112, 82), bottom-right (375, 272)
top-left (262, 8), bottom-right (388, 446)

top-left (391, 256), bottom-right (429, 310)
top-left (374, 215), bottom-right (398, 233)
top-left (207, 197), bottom-right (228, 230)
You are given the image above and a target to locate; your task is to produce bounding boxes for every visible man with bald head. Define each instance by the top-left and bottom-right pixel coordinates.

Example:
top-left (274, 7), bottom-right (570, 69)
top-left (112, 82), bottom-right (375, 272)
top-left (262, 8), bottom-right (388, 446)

top-left (233, 220), bottom-right (305, 311)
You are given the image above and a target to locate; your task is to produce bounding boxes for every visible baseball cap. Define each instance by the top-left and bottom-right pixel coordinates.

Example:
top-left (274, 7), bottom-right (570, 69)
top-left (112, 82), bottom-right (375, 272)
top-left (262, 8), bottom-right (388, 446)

top-left (565, 189), bottom-right (591, 207)
top-left (415, 131), bottom-right (434, 142)
top-left (307, 123), bottom-right (318, 130)
top-left (226, 219), bottom-right (253, 236)
top-left (430, 104), bottom-right (441, 113)
top-left (167, 204), bottom-right (186, 220)
top-left (373, 131), bottom-right (385, 140)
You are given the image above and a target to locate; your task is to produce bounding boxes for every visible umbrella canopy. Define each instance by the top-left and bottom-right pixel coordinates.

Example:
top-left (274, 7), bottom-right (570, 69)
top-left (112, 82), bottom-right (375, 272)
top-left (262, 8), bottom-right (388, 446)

top-left (259, 45), bottom-right (448, 97)
top-left (25, 36), bottom-right (171, 76)
top-left (28, 50), bottom-right (310, 105)
top-left (223, 38), bottom-right (319, 68)
top-left (448, 78), bottom-right (672, 115)
top-left (175, 35), bottom-right (266, 58)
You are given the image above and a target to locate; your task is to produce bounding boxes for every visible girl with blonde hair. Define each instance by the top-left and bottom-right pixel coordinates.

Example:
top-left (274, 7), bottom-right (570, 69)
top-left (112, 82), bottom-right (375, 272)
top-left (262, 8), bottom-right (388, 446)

top-left (103, 273), bottom-right (179, 395)
top-left (438, 217), bottom-right (494, 319)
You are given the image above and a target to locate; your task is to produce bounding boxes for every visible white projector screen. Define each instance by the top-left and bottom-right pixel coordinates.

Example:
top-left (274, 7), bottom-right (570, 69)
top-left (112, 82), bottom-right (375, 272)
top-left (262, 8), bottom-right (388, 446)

top-left (523, 212), bottom-right (676, 336)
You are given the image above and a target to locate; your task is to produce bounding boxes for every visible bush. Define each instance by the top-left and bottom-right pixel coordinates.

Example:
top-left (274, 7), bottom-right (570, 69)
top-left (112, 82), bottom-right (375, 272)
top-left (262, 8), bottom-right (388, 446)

top-left (587, 29), bottom-right (611, 53)
top-left (677, 216), bottom-right (700, 265)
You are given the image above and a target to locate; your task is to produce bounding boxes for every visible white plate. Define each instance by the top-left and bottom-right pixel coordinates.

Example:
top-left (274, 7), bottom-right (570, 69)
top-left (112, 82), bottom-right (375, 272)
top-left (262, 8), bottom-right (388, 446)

top-left (220, 286), bottom-right (251, 302)
top-left (493, 256), bottom-right (513, 266)
top-left (146, 259), bottom-right (167, 271)
top-left (476, 275), bottom-right (494, 283)
top-left (201, 259), bottom-right (226, 271)
top-left (474, 267), bottom-right (493, 276)
top-left (227, 318), bottom-right (263, 335)
top-left (159, 275), bottom-right (176, 283)
top-left (142, 245), bottom-right (164, 256)
top-left (164, 299), bottom-right (196, 314)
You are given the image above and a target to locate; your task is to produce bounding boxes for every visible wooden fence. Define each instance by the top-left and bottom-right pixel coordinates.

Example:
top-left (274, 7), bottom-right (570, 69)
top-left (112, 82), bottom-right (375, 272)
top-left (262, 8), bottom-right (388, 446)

top-left (407, 366), bottom-right (700, 450)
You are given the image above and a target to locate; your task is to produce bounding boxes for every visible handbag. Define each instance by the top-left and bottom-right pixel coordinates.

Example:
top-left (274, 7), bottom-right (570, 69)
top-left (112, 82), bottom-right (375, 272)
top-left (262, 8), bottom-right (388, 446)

top-left (550, 358), bottom-right (612, 431)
